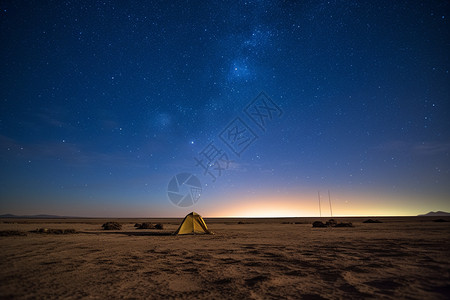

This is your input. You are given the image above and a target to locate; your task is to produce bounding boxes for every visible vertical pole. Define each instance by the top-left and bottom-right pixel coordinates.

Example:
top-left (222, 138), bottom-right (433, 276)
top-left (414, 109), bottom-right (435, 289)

top-left (318, 191), bottom-right (322, 217)
top-left (328, 190), bottom-right (333, 217)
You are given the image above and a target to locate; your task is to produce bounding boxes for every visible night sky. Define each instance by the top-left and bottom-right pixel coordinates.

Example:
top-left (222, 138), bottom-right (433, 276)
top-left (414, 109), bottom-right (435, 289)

top-left (1, 1), bottom-right (449, 217)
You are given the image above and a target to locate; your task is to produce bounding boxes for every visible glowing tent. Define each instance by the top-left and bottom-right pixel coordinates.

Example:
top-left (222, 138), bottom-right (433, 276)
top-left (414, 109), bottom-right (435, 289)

top-left (174, 212), bottom-right (211, 235)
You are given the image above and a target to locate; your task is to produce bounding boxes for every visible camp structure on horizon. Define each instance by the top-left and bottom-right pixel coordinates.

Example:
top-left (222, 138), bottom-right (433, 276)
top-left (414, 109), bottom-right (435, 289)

top-left (174, 212), bottom-right (212, 235)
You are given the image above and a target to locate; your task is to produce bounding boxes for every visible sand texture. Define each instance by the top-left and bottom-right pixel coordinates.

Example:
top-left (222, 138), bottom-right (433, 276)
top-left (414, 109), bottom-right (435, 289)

top-left (1, 217), bottom-right (449, 299)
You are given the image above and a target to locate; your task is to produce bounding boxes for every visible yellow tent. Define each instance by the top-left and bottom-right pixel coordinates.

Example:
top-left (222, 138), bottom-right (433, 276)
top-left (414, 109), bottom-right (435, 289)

top-left (174, 212), bottom-right (211, 235)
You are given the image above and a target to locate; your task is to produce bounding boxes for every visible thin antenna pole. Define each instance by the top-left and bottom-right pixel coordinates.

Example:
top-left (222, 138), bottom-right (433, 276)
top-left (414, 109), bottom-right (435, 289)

top-left (328, 190), bottom-right (333, 217)
top-left (318, 191), bottom-right (322, 217)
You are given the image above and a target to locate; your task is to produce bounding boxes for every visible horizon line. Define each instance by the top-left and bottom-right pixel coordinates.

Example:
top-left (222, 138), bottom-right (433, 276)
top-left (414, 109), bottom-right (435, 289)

top-left (1, 213), bottom-right (448, 219)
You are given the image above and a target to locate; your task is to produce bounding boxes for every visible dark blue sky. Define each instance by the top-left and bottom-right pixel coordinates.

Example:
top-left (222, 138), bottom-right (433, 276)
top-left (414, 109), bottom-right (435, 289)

top-left (0, 1), bottom-right (449, 217)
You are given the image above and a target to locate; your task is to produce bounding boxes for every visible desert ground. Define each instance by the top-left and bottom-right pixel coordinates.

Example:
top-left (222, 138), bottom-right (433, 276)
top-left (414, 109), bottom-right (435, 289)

top-left (0, 216), bottom-right (449, 299)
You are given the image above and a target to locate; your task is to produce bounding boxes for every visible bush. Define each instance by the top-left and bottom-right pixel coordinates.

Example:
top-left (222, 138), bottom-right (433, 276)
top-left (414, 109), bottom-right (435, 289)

top-left (136, 222), bottom-right (164, 229)
top-left (363, 219), bottom-right (382, 223)
top-left (0, 230), bottom-right (27, 236)
top-left (102, 222), bottom-right (122, 230)
top-left (312, 221), bottom-right (326, 228)
top-left (31, 228), bottom-right (77, 234)
top-left (334, 222), bottom-right (353, 227)
top-left (312, 219), bottom-right (353, 228)
top-left (137, 222), bottom-right (155, 229)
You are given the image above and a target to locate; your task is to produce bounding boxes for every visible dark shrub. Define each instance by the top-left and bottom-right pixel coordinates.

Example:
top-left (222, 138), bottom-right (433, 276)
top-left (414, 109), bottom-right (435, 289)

top-left (32, 228), bottom-right (77, 234)
top-left (334, 222), bottom-right (353, 227)
top-left (137, 222), bottom-right (155, 229)
top-left (102, 222), bottom-right (122, 230)
top-left (0, 230), bottom-right (27, 236)
top-left (363, 219), bottom-right (382, 223)
top-left (312, 221), bottom-right (326, 228)
top-left (325, 219), bottom-right (337, 226)
top-left (313, 220), bottom-right (353, 228)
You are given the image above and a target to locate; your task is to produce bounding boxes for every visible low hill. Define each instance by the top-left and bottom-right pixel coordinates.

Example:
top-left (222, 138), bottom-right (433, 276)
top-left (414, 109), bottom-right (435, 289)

top-left (418, 211), bottom-right (450, 217)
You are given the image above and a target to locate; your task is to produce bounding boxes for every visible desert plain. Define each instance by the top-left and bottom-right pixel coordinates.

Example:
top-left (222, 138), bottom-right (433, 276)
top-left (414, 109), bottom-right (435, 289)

top-left (0, 216), bottom-right (449, 299)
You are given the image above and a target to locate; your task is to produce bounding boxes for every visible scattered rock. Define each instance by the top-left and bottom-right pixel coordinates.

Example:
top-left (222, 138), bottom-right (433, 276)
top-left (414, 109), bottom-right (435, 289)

top-left (326, 219), bottom-right (338, 226)
top-left (134, 223), bottom-right (141, 227)
top-left (31, 228), bottom-right (77, 234)
top-left (363, 219), bottom-right (382, 223)
top-left (136, 222), bottom-right (164, 229)
top-left (0, 230), bottom-right (27, 236)
top-left (137, 222), bottom-right (155, 229)
top-left (334, 222), bottom-right (353, 227)
top-left (312, 221), bottom-right (327, 228)
top-left (433, 218), bottom-right (449, 222)
top-left (312, 219), bottom-right (353, 228)
top-left (102, 222), bottom-right (122, 230)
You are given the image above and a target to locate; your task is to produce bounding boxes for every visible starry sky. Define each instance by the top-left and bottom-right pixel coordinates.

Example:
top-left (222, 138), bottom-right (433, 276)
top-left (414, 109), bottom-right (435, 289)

top-left (1, 1), bottom-right (449, 217)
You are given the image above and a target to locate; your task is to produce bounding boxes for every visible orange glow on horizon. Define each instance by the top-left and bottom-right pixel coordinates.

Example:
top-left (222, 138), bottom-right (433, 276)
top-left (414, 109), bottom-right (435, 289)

top-left (197, 190), bottom-right (443, 218)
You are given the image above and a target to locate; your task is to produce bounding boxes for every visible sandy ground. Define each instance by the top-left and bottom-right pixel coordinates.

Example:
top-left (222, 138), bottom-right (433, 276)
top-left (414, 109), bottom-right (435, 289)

top-left (0, 217), bottom-right (449, 299)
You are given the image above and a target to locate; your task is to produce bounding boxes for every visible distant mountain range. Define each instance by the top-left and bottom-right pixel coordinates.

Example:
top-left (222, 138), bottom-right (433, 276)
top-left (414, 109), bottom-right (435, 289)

top-left (418, 211), bottom-right (450, 217)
